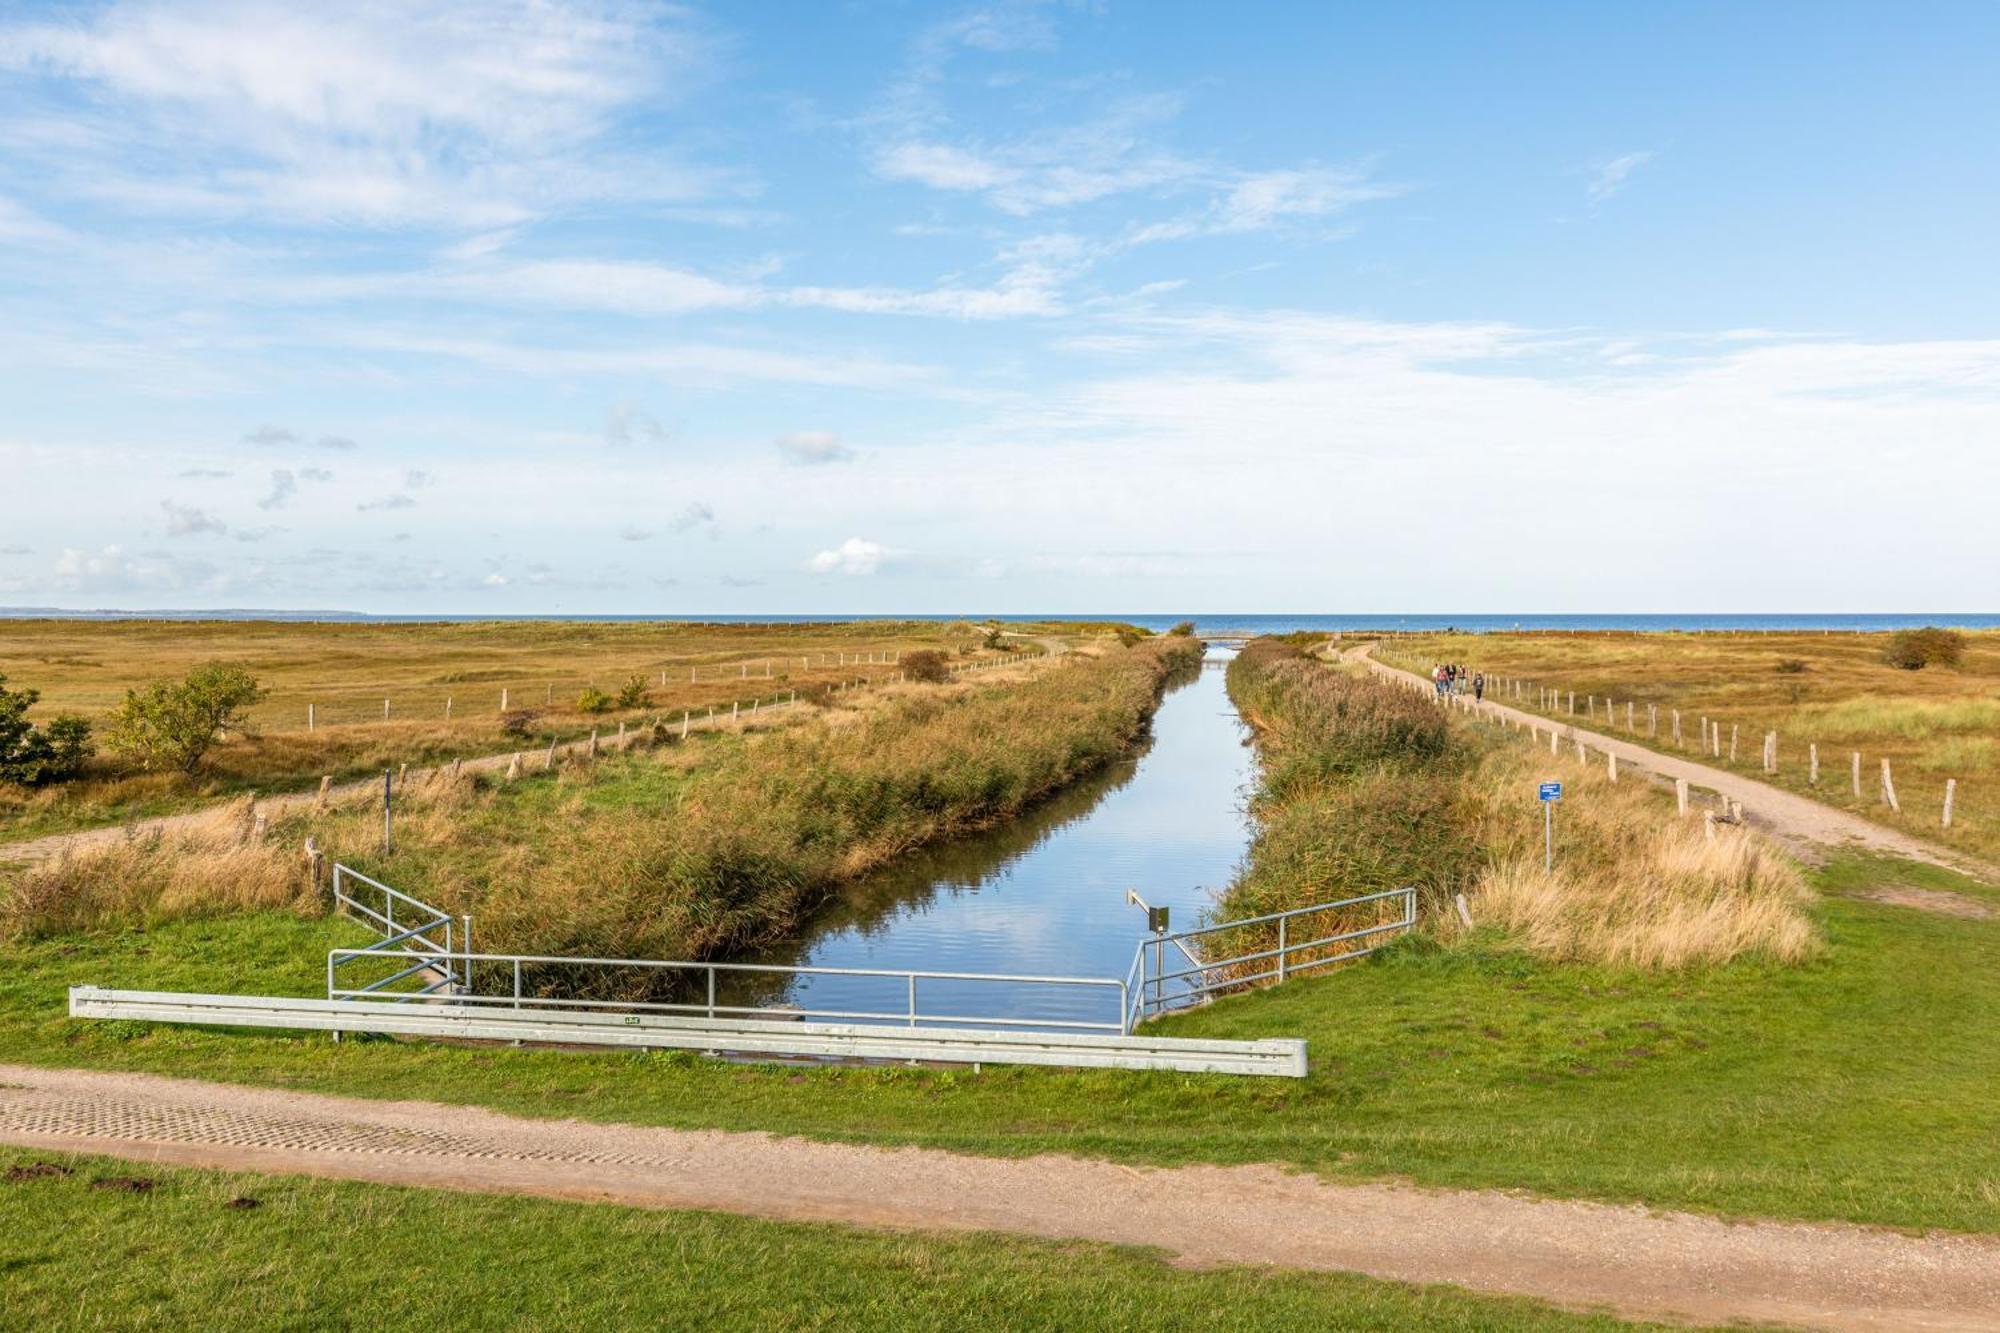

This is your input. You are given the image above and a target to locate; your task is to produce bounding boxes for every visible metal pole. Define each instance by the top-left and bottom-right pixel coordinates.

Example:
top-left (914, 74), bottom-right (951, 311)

top-left (706, 968), bottom-right (716, 1019)
top-left (1277, 915), bottom-right (1288, 982)
top-left (907, 974), bottom-right (918, 1027)
top-left (1544, 801), bottom-right (1553, 873)
top-left (382, 770), bottom-right (393, 854)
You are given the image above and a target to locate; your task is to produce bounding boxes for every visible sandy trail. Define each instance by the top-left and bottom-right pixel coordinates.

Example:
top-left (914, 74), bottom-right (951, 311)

top-left (1356, 645), bottom-right (1981, 874)
top-left (0, 1063), bottom-right (1994, 1331)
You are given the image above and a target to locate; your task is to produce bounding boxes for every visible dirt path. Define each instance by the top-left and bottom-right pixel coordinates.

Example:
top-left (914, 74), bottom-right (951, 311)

top-left (1355, 645), bottom-right (1982, 875)
top-left (0, 705), bottom-right (795, 868)
top-left (0, 1064), bottom-right (1993, 1330)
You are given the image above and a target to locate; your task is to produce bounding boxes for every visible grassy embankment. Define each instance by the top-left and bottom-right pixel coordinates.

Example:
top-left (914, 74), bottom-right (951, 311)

top-left (0, 617), bottom-right (1081, 843)
top-left (2, 635), bottom-right (1199, 964)
top-left (0, 1152), bottom-right (1676, 1333)
top-left (0, 640), bottom-right (1994, 1234)
top-left (1377, 630), bottom-right (2000, 864)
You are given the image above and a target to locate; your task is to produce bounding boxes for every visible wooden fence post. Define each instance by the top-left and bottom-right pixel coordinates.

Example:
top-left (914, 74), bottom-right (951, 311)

top-left (1809, 743), bottom-right (1819, 785)
top-left (1763, 731), bottom-right (1776, 773)
top-left (1851, 751), bottom-right (1862, 798)
top-left (308, 703), bottom-right (315, 731)
top-left (1728, 724), bottom-right (1738, 762)
top-left (445, 697), bottom-right (453, 720)
top-left (1607, 751), bottom-right (1618, 782)
top-left (1550, 729), bottom-right (1559, 756)
top-left (506, 752), bottom-right (520, 780)
top-left (1672, 710), bottom-right (1681, 745)
top-left (1676, 778), bottom-right (1689, 816)
top-left (1881, 758), bottom-right (1900, 812)
top-left (501, 687), bottom-right (508, 712)
top-left (545, 737), bottom-right (558, 769)
top-left (383, 697), bottom-right (390, 720)
top-left (1943, 778), bottom-right (1957, 828)
top-left (315, 775), bottom-right (332, 811)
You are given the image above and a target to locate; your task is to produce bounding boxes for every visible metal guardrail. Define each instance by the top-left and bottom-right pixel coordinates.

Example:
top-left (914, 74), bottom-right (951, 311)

top-left (329, 863), bottom-right (467, 997)
top-left (327, 947), bottom-right (1131, 1035)
top-left (68, 988), bottom-right (1308, 1077)
top-left (1127, 886), bottom-right (1417, 1026)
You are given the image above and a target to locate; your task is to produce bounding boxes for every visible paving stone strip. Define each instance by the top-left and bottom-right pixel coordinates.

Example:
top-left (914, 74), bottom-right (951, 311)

top-left (2, 1064), bottom-right (1995, 1331)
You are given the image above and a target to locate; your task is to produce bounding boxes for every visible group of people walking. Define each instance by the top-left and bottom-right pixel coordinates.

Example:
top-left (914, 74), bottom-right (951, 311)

top-left (1432, 662), bottom-right (1485, 702)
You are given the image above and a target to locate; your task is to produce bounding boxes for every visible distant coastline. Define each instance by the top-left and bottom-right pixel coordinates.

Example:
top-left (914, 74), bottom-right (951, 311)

top-left (5, 609), bottom-right (1999, 633)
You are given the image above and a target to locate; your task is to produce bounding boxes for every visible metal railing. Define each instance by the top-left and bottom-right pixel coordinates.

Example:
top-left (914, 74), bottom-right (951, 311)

top-left (329, 863), bottom-right (467, 997)
top-left (326, 947), bottom-right (1130, 1034)
top-left (1126, 886), bottom-right (1417, 1027)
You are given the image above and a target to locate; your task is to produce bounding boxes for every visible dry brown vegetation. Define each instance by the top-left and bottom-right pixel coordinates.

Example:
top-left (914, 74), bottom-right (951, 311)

top-left (0, 618), bottom-right (1096, 842)
top-left (0, 638), bottom-right (1201, 965)
top-left (1376, 629), bottom-right (2000, 862)
top-left (1220, 639), bottom-right (1816, 973)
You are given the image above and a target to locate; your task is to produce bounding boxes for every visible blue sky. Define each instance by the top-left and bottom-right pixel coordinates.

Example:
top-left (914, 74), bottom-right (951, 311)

top-left (3, 1), bottom-right (1996, 613)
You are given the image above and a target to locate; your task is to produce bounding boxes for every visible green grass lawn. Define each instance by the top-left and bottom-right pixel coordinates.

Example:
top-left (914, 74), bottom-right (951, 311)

top-left (0, 1150), bottom-right (1690, 1332)
top-left (2, 853), bottom-right (1994, 1235)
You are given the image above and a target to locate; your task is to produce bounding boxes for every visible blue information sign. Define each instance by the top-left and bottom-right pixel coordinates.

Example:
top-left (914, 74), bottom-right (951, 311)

top-left (1538, 782), bottom-right (1563, 802)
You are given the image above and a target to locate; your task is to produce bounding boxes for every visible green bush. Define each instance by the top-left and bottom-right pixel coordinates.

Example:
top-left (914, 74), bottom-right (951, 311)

top-left (0, 674), bottom-right (93, 785)
top-left (615, 676), bottom-right (650, 709)
top-left (903, 650), bottom-right (951, 684)
top-left (104, 662), bottom-right (261, 774)
top-left (1882, 627), bottom-right (1965, 671)
top-left (577, 687), bottom-right (613, 714)
top-left (1167, 621), bottom-right (1196, 637)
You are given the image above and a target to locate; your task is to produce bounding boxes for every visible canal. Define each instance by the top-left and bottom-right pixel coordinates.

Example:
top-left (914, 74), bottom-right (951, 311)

top-left (730, 646), bottom-right (1256, 1028)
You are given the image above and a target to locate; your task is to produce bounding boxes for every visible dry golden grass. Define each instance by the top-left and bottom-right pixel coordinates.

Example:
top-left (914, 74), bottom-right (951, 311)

top-left (0, 618), bottom-right (1097, 841)
top-left (1, 797), bottom-right (314, 939)
top-left (0, 638), bottom-right (1197, 962)
top-left (1379, 630), bottom-right (2000, 862)
top-left (1454, 743), bottom-right (1817, 968)
top-left (1226, 641), bottom-right (1817, 973)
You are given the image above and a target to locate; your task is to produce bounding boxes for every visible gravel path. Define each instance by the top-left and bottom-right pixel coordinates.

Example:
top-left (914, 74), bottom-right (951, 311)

top-left (1, 1063), bottom-right (1994, 1330)
top-left (1357, 645), bottom-right (1981, 874)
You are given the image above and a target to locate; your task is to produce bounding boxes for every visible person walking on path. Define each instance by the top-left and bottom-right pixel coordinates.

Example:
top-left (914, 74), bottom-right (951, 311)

top-left (1473, 671), bottom-right (1485, 703)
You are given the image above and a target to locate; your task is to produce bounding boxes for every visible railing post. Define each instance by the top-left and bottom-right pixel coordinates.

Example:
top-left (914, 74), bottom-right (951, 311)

top-left (1277, 915), bottom-right (1288, 983)
top-left (512, 960), bottom-right (521, 1009)
top-left (707, 968), bottom-right (716, 1019)
top-left (907, 974), bottom-right (918, 1027)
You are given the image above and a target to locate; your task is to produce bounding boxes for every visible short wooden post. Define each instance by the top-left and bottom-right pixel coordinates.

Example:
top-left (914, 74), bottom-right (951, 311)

top-left (1567, 691), bottom-right (1575, 714)
top-left (397, 762), bottom-right (407, 788)
top-left (587, 730), bottom-right (598, 759)
top-left (308, 703), bottom-right (316, 731)
top-left (445, 696), bottom-right (453, 719)
top-left (1676, 778), bottom-right (1689, 815)
top-left (681, 710), bottom-right (690, 739)
top-left (1574, 738), bottom-right (1586, 763)
top-left (1942, 778), bottom-right (1957, 828)
top-left (1550, 729), bottom-right (1559, 756)
top-left (1881, 758), bottom-right (1899, 812)
top-left (545, 683), bottom-right (552, 705)
top-left (1729, 725), bottom-right (1738, 762)
top-left (383, 697), bottom-right (391, 720)
top-left (1703, 811), bottom-right (1716, 840)
top-left (617, 720), bottom-right (626, 745)
top-left (1607, 751), bottom-right (1618, 782)
top-left (1809, 743), bottom-right (1819, 785)
top-left (1672, 710), bottom-right (1681, 745)
top-left (545, 737), bottom-right (558, 769)
top-left (506, 752), bottom-right (520, 780)
top-left (304, 836), bottom-right (324, 892)
top-left (1763, 731), bottom-right (1776, 773)
top-left (501, 687), bottom-right (509, 712)
top-left (1649, 704), bottom-right (1657, 737)
top-left (315, 775), bottom-right (332, 811)
top-left (1851, 751), bottom-right (1862, 798)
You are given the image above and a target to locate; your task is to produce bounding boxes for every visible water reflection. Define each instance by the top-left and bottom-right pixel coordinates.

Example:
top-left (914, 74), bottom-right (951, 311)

top-left (723, 650), bottom-right (1254, 1026)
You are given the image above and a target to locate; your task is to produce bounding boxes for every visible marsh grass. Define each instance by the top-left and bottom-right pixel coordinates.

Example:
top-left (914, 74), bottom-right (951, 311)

top-left (1217, 640), bottom-right (1816, 976)
top-left (0, 618), bottom-right (1099, 842)
top-left (1378, 630), bottom-right (2000, 861)
top-left (1, 639), bottom-right (1201, 967)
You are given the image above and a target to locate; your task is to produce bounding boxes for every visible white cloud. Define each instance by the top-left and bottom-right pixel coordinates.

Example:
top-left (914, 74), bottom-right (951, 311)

top-left (669, 502), bottom-right (714, 533)
top-left (257, 468), bottom-right (296, 510)
top-left (806, 536), bottom-right (889, 576)
top-left (606, 401), bottom-right (671, 446)
top-left (0, 0), bottom-right (722, 228)
top-left (776, 431), bottom-right (854, 465)
top-left (160, 499), bottom-right (226, 536)
top-left (242, 423), bottom-right (296, 446)
top-left (1588, 151), bottom-right (1654, 204)
top-left (356, 493), bottom-right (415, 512)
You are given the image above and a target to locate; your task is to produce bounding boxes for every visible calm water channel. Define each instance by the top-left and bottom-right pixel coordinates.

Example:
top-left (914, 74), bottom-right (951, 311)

top-left (726, 647), bottom-right (1255, 1029)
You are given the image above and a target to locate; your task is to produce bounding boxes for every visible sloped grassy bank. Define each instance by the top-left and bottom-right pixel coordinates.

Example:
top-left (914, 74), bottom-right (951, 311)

top-left (3, 637), bottom-right (1203, 966)
top-left (1216, 638), bottom-right (1814, 968)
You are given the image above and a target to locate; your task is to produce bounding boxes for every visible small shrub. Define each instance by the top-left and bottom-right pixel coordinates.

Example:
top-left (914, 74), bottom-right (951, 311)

top-left (615, 676), bottom-right (650, 709)
top-left (903, 650), bottom-right (951, 684)
top-left (1774, 659), bottom-right (1808, 674)
top-left (1167, 620), bottom-right (1196, 637)
top-left (982, 626), bottom-right (1004, 649)
top-left (1882, 627), bottom-right (1965, 671)
top-left (104, 662), bottom-right (262, 774)
top-left (1114, 627), bottom-right (1145, 647)
top-left (0, 674), bottom-right (93, 785)
top-left (498, 709), bottom-right (541, 737)
top-left (577, 686), bottom-right (613, 714)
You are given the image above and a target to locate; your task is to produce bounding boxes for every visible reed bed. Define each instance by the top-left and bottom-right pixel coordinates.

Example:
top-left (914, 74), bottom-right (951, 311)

top-left (1214, 639), bottom-right (1816, 975)
top-left (1, 638), bottom-right (1201, 965)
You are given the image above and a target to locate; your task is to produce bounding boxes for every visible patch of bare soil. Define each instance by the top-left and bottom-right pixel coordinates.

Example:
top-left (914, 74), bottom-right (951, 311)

top-left (1854, 886), bottom-right (1995, 919)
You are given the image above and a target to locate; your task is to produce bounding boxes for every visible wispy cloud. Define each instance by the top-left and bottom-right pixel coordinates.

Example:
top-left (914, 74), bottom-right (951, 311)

top-left (1587, 151), bottom-right (1655, 204)
top-left (776, 430), bottom-right (854, 465)
top-left (805, 536), bottom-right (889, 575)
top-left (160, 499), bottom-right (226, 536)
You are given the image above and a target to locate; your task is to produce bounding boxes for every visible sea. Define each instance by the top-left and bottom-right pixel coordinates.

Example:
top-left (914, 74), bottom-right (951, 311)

top-left (4, 609), bottom-right (1999, 633)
